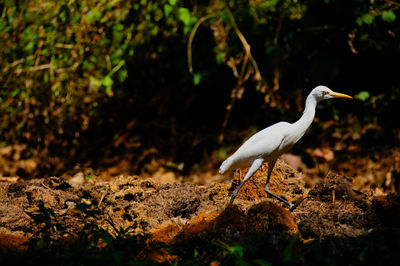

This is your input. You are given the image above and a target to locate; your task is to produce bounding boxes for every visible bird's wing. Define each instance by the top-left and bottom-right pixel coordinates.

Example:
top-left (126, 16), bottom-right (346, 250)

top-left (232, 122), bottom-right (289, 163)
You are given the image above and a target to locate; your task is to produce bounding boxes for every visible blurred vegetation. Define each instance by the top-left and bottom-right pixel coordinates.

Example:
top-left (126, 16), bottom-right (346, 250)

top-left (0, 0), bottom-right (399, 176)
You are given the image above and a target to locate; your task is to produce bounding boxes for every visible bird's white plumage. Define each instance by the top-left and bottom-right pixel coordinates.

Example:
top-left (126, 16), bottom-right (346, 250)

top-left (220, 85), bottom-right (352, 208)
top-left (219, 122), bottom-right (287, 173)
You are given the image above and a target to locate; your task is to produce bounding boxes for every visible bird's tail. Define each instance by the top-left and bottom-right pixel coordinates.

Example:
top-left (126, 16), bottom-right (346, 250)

top-left (219, 158), bottom-right (233, 174)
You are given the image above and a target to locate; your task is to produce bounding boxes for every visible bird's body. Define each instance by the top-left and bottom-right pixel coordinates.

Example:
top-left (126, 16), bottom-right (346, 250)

top-left (219, 86), bottom-right (352, 209)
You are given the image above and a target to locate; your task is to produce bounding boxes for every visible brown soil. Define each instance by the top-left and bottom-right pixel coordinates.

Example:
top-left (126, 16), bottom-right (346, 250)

top-left (0, 159), bottom-right (399, 263)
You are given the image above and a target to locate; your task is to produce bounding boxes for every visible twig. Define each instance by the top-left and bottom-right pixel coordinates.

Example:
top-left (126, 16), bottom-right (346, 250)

top-left (55, 43), bottom-right (74, 49)
top-left (98, 192), bottom-right (107, 208)
top-left (187, 13), bottom-right (216, 74)
top-left (384, 0), bottom-right (400, 8)
top-left (187, 4), bottom-right (269, 142)
top-left (224, 7), bottom-right (263, 82)
top-left (219, 7), bottom-right (268, 142)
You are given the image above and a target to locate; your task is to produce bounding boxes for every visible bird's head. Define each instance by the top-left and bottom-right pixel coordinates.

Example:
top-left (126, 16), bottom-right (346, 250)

top-left (311, 85), bottom-right (353, 102)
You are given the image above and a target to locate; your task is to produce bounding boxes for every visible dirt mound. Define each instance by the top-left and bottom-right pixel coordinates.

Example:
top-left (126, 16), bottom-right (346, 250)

top-left (0, 159), bottom-right (399, 263)
top-left (104, 175), bottom-right (228, 229)
top-left (295, 173), bottom-right (375, 238)
top-left (151, 202), bottom-right (297, 245)
top-left (228, 160), bottom-right (307, 206)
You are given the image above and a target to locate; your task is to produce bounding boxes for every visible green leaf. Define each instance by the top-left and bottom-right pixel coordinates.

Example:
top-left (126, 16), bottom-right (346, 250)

top-left (24, 41), bottom-right (36, 54)
top-left (183, 26), bottom-right (190, 34)
top-left (164, 4), bottom-right (173, 17)
top-left (178, 7), bottom-right (191, 26)
top-left (168, 0), bottom-right (177, 5)
top-left (228, 245), bottom-right (244, 258)
top-left (193, 249), bottom-right (199, 259)
top-left (356, 91), bottom-right (370, 101)
top-left (193, 73), bottom-right (202, 85)
top-left (150, 25), bottom-right (159, 35)
top-left (382, 11), bottom-right (396, 23)
top-left (11, 89), bottom-right (20, 97)
top-left (103, 75), bottom-right (114, 88)
top-left (216, 51), bottom-right (225, 64)
top-left (361, 13), bottom-right (374, 24)
top-left (90, 76), bottom-right (102, 90)
top-left (119, 69), bottom-right (128, 82)
top-left (355, 17), bottom-right (363, 26)
top-left (113, 23), bottom-right (124, 31)
top-left (57, 4), bottom-right (71, 24)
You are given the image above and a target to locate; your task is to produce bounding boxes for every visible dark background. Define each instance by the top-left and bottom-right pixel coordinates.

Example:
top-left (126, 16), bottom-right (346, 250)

top-left (0, 0), bottom-right (399, 178)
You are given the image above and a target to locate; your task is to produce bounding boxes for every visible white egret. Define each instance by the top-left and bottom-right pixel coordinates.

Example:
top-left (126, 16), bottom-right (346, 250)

top-left (219, 86), bottom-right (352, 209)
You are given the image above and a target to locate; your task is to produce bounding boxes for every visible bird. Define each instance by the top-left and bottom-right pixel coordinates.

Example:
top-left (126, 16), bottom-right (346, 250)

top-left (219, 85), bottom-right (352, 209)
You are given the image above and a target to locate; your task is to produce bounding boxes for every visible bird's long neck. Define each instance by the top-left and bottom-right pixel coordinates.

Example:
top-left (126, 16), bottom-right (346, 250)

top-left (293, 95), bottom-right (318, 135)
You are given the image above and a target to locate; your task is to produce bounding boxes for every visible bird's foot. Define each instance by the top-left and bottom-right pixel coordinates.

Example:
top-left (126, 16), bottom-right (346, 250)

top-left (265, 185), bottom-right (306, 211)
top-left (265, 186), bottom-right (292, 207)
top-left (229, 190), bottom-right (239, 205)
top-left (289, 196), bottom-right (308, 211)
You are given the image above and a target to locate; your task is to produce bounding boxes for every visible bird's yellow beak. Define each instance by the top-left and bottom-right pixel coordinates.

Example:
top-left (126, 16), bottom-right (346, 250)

top-left (329, 92), bottom-right (353, 99)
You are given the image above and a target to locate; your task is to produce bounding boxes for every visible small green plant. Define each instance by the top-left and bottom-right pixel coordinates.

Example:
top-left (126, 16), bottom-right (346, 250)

top-left (25, 201), bottom-right (65, 249)
top-left (212, 239), bottom-right (272, 266)
top-left (22, 200), bottom-right (154, 265)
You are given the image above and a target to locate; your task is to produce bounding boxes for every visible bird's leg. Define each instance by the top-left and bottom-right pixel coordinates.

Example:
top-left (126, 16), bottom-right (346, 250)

top-left (229, 158), bottom-right (264, 205)
top-left (264, 160), bottom-right (294, 209)
top-left (251, 166), bottom-right (259, 188)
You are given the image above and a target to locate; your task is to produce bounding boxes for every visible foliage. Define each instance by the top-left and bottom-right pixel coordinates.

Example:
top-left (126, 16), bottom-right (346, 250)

top-left (0, 0), bottom-right (399, 174)
top-left (0, 0), bottom-right (190, 155)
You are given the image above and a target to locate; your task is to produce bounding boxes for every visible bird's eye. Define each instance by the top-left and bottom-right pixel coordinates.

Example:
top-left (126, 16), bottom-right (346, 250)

top-left (322, 91), bottom-right (329, 95)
